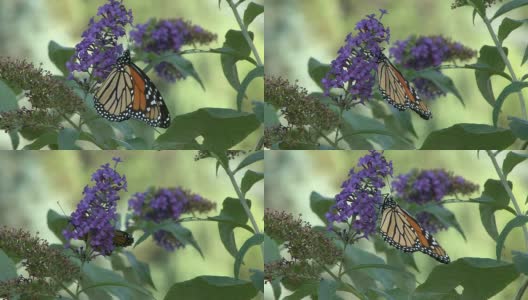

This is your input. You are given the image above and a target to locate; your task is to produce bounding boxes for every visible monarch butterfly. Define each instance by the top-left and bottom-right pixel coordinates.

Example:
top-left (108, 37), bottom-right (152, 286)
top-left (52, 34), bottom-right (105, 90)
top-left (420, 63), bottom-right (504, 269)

top-left (379, 196), bottom-right (450, 263)
top-left (94, 49), bottom-right (171, 128)
top-left (376, 53), bottom-right (432, 120)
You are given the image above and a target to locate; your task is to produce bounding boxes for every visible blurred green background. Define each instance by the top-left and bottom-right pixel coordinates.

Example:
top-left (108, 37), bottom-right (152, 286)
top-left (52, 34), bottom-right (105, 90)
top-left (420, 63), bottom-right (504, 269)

top-left (265, 150), bottom-right (528, 299)
top-left (265, 0), bottom-right (528, 147)
top-left (0, 0), bottom-right (263, 149)
top-left (0, 151), bottom-right (263, 299)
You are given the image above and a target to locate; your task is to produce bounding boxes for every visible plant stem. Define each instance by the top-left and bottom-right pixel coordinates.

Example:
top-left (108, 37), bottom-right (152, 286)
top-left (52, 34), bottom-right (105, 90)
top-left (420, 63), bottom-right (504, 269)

top-left (515, 278), bottom-right (528, 300)
top-left (313, 126), bottom-right (340, 149)
top-left (60, 283), bottom-right (79, 300)
top-left (487, 150), bottom-right (528, 251)
top-left (226, 0), bottom-right (263, 66)
top-left (321, 265), bottom-right (365, 300)
top-left (222, 157), bottom-right (261, 235)
top-left (482, 15), bottom-right (527, 120)
top-left (334, 107), bottom-right (344, 145)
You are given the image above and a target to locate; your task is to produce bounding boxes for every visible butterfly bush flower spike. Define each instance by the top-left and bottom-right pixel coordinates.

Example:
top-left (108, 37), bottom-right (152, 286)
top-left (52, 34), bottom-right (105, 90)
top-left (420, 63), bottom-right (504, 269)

top-left (392, 169), bottom-right (478, 233)
top-left (67, 0), bottom-right (133, 79)
top-left (63, 157), bottom-right (127, 256)
top-left (130, 18), bottom-right (216, 82)
top-left (322, 10), bottom-right (390, 106)
top-left (128, 187), bottom-right (215, 251)
top-left (389, 35), bottom-right (475, 99)
top-left (326, 150), bottom-right (393, 238)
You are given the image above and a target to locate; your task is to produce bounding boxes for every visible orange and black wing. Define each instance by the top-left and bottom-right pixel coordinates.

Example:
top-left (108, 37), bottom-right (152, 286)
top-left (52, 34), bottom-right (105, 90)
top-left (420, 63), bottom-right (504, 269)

top-left (127, 62), bottom-right (171, 128)
top-left (94, 50), bottom-right (171, 128)
top-left (380, 197), bottom-right (450, 263)
top-left (377, 54), bottom-right (432, 120)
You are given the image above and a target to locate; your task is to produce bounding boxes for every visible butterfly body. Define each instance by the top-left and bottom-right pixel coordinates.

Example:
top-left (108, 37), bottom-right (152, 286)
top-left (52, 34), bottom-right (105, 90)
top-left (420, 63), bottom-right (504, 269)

top-left (376, 54), bottom-right (432, 120)
top-left (112, 230), bottom-right (134, 247)
top-left (94, 50), bottom-right (171, 128)
top-left (379, 196), bottom-right (450, 264)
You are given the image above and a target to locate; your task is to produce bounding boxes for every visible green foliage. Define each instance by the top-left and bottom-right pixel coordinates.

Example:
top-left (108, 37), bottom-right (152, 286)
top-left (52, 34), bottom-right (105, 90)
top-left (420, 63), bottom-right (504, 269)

top-left (420, 123), bottom-right (516, 149)
top-left (163, 276), bottom-right (258, 300)
top-left (216, 197), bottom-right (252, 258)
top-left (155, 108), bottom-right (260, 151)
top-left (414, 258), bottom-right (518, 299)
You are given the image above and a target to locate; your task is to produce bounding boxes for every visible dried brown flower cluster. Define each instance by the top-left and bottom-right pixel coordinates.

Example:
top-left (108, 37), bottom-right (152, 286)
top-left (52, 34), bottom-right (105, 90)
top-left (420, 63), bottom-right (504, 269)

top-left (451, 0), bottom-right (503, 9)
top-left (0, 57), bottom-right (84, 132)
top-left (264, 76), bottom-right (339, 147)
top-left (0, 227), bottom-right (80, 299)
top-left (264, 209), bottom-right (342, 282)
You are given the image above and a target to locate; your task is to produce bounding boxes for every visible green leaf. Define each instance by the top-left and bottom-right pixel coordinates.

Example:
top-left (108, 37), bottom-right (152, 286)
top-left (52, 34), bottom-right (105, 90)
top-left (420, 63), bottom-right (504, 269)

top-left (58, 128), bottom-right (80, 150)
top-left (243, 2), bottom-right (264, 27)
top-left (309, 191), bottom-right (334, 225)
top-left (318, 279), bottom-right (338, 300)
top-left (234, 233), bottom-right (264, 279)
top-left (263, 104), bottom-right (281, 127)
top-left (502, 151), bottom-right (528, 177)
top-left (237, 65), bottom-right (264, 111)
top-left (492, 82), bottom-right (528, 126)
top-left (415, 70), bottom-right (463, 105)
top-left (263, 234), bottom-right (281, 264)
top-left (144, 52), bottom-right (204, 90)
top-left (137, 222), bottom-right (203, 257)
top-left (249, 269), bottom-right (264, 293)
top-left (163, 276), bottom-right (257, 300)
top-left (81, 263), bottom-right (153, 299)
top-left (216, 197), bottom-right (252, 258)
top-left (469, 0), bottom-right (486, 17)
top-left (491, 0), bottom-right (528, 21)
top-left (0, 249), bottom-right (17, 281)
top-left (414, 258), bottom-right (518, 300)
top-left (341, 112), bottom-right (413, 149)
top-left (47, 209), bottom-right (70, 243)
top-left (283, 281), bottom-right (319, 300)
top-left (498, 18), bottom-right (523, 43)
top-left (308, 57), bottom-right (331, 91)
top-left (0, 80), bottom-right (18, 112)
top-left (422, 205), bottom-right (466, 240)
top-left (8, 130), bottom-right (19, 150)
top-left (463, 63), bottom-right (511, 80)
top-left (496, 216), bottom-right (528, 260)
top-left (240, 170), bottom-right (263, 195)
top-left (474, 46), bottom-right (509, 106)
top-left (221, 30), bottom-right (255, 90)
top-left (512, 251), bottom-right (528, 275)
top-left (48, 40), bottom-right (75, 76)
top-left (155, 108), bottom-right (260, 151)
top-left (523, 44), bottom-right (528, 66)
top-left (509, 116), bottom-right (528, 140)
top-left (478, 179), bottom-right (514, 241)
top-left (344, 246), bottom-right (398, 290)
top-left (420, 123), bottom-right (516, 150)
top-left (123, 251), bottom-right (155, 289)
top-left (234, 150), bottom-right (263, 173)
top-left (22, 131), bottom-right (58, 150)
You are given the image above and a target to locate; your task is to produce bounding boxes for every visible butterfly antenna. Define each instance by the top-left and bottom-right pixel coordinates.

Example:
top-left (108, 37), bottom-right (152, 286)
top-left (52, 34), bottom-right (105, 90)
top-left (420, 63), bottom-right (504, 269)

top-left (56, 201), bottom-right (69, 217)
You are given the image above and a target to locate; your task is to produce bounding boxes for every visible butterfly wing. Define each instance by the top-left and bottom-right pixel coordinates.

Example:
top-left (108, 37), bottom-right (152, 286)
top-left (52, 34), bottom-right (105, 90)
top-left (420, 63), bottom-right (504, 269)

top-left (380, 197), bottom-right (450, 263)
top-left (112, 230), bottom-right (134, 247)
top-left (94, 67), bottom-right (135, 122)
top-left (128, 62), bottom-right (171, 128)
top-left (377, 54), bottom-right (432, 120)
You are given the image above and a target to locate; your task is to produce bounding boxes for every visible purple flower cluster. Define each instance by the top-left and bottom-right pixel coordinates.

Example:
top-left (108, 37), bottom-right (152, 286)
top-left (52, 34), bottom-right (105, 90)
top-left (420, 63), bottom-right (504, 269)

top-left (130, 18), bottom-right (216, 82)
top-left (389, 35), bottom-right (475, 99)
top-left (322, 10), bottom-right (390, 106)
top-left (67, 0), bottom-right (133, 79)
top-left (392, 169), bottom-right (478, 204)
top-left (326, 151), bottom-right (393, 238)
top-left (63, 158), bottom-right (127, 256)
top-left (128, 187), bottom-right (215, 251)
top-left (392, 169), bottom-right (479, 233)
